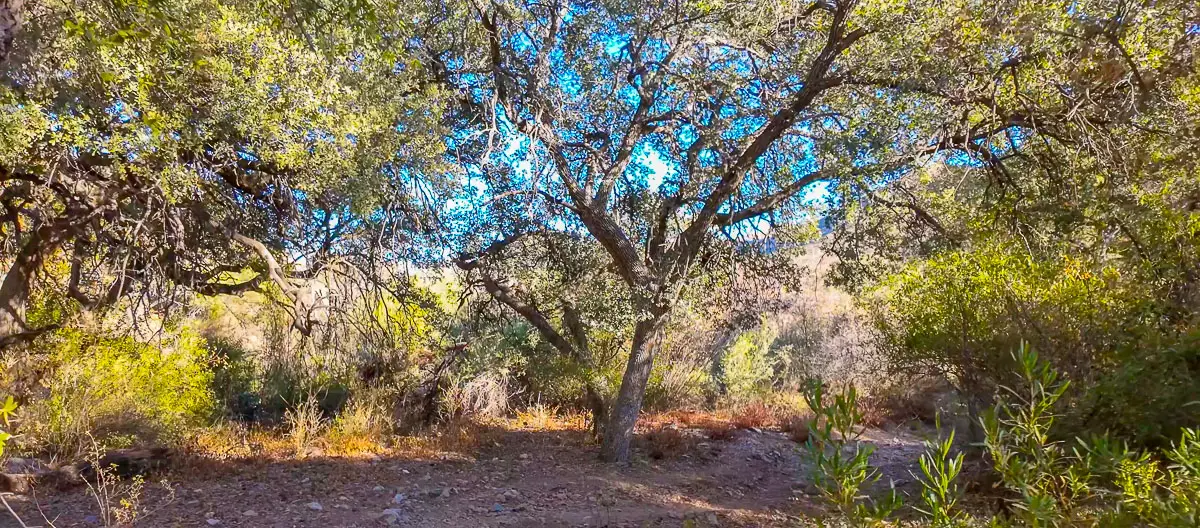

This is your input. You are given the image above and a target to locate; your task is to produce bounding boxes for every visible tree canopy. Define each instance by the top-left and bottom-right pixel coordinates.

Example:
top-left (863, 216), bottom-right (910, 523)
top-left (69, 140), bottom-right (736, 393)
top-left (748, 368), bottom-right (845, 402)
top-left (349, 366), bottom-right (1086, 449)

top-left (423, 0), bottom-right (1197, 460)
top-left (1, 0), bottom-right (447, 345)
top-left (1, 0), bottom-right (1197, 464)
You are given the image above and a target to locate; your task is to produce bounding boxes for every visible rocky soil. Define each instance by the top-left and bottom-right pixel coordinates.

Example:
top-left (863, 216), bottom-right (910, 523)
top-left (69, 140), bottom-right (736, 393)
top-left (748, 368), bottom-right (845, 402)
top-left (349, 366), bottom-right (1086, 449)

top-left (3, 425), bottom-right (930, 527)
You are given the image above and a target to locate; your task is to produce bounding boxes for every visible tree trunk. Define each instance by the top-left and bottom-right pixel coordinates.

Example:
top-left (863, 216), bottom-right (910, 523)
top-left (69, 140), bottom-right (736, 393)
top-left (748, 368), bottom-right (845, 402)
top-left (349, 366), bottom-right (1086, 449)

top-left (600, 314), bottom-right (666, 463)
top-left (0, 226), bottom-right (60, 349)
top-left (0, 0), bottom-right (27, 64)
top-left (584, 379), bottom-right (608, 438)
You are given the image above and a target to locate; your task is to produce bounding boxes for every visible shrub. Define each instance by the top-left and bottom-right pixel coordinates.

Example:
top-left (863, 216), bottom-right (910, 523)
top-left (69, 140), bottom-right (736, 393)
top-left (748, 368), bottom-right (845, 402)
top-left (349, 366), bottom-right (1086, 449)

top-left (715, 322), bottom-right (777, 403)
top-left (983, 344), bottom-right (1200, 527)
top-left (858, 380), bottom-right (942, 427)
top-left (799, 344), bottom-right (1200, 527)
top-left (643, 426), bottom-right (691, 460)
top-left (913, 426), bottom-right (965, 527)
top-left (0, 395), bottom-right (15, 458)
top-left (801, 380), bottom-right (901, 525)
top-left (731, 401), bottom-right (774, 430)
top-left (868, 242), bottom-right (1200, 448)
top-left (20, 327), bottom-right (217, 457)
top-left (205, 336), bottom-right (259, 421)
top-left (324, 396), bottom-right (389, 455)
top-left (284, 395), bottom-right (325, 457)
top-left (443, 370), bottom-right (513, 419)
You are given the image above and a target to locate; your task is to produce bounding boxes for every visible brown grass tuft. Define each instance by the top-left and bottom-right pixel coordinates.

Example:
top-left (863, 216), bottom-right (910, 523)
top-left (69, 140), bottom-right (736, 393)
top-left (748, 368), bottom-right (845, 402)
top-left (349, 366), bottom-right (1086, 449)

top-left (642, 426), bottom-right (692, 459)
top-left (511, 404), bottom-right (588, 432)
top-left (731, 401), bottom-right (774, 429)
top-left (858, 382), bottom-right (940, 427)
top-left (704, 423), bottom-right (737, 441)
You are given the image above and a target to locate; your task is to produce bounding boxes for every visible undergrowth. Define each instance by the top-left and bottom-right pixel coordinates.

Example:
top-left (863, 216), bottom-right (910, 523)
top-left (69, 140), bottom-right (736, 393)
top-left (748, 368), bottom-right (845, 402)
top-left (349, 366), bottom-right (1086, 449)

top-left (803, 344), bottom-right (1200, 527)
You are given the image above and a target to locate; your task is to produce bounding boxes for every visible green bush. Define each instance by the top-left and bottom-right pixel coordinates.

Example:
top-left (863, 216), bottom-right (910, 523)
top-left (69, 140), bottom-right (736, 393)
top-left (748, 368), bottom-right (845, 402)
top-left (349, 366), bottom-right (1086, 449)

top-left (801, 380), bottom-right (901, 525)
top-left (1069, 331), bottom-right (1200, 449)
top-left (716, 321), bottom-right (777, 403)
top-left (20, 326), bottom-right (217, 456)
top-left (868, 242), bottom-right (1200, 447)
top-left (0, 395), bottom-right (15, 458)
top-left (802, 344), bottom-right (1200, 527)
top-left (983, 345), bottom-right (1200, 527)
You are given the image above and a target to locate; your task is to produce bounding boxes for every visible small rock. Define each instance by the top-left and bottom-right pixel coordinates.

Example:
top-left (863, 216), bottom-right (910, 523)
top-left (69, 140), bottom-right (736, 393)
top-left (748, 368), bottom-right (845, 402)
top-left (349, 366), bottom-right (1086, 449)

top-left (491, 503), bottom-right (504, 512)
top-left (242, 510), bottom-right (258, 517)
top-left (378, 508), bottom-right (406, 525)
top-left (307, 501), bottom-right (323, 511)
top-left (706, 512), bottom-right (719, 524)
top-left (518, 453), bottom-right (530, 460)
top-left (393, 493), bottom-right (407, 504)
top-left (374, 485), bottom-right (386, 492)
top-left (439, 487), bottom-right (452, 498)
top-left (502, 488), bottom-right (520, 501)
top-left (206, 519), bottom-right (222, 526)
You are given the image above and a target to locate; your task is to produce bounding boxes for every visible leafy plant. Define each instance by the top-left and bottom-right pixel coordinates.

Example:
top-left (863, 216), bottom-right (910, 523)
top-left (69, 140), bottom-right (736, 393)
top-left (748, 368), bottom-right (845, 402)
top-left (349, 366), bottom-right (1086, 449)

top-left (0, 395), bottom-right (15, 458)
top-left (13, 326), bottom-right (217, 457)
top-left (983, 344), bottom-right (1094, 525)
top-left (801, 380), bottom-right (901, 525)
top-left (913, 422), bottom-right (966, 527)
top-left (985, 344), bottom-right (1200, 526)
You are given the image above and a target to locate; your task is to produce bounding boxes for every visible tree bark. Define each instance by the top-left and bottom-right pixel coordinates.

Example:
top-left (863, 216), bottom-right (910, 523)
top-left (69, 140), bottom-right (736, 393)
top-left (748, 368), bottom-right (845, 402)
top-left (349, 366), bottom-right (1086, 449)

top-left (0, 0), bottom-right (26, 64)
top-left (600, 313), bottom-right (667, 463)
top-left (0, 224), bottom-right (69, 350)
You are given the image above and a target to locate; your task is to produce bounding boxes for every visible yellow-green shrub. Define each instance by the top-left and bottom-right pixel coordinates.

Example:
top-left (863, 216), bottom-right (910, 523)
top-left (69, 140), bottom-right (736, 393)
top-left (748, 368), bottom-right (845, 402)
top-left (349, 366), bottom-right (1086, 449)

top-left (716, 322), bottom-right (777, 403)
top-left (20, 326), bottom-right (217, 456)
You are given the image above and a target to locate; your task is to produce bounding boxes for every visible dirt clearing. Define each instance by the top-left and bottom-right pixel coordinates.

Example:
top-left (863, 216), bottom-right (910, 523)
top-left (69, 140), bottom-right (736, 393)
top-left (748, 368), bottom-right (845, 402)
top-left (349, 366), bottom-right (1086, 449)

top-left (4, 422), bottom-right (929, 528)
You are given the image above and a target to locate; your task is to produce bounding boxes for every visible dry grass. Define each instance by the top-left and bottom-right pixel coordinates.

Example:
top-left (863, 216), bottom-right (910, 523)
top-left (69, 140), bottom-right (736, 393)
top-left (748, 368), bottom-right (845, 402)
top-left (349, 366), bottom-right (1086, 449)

top-left (858, 381), bottom-right (941, 427)
top-left (730, 401), bottom-right (775, 429)
top-left (323, 432), bottom-right (386, 457)
top-left (284, 396), bottom-right (326, 457)
top-left (394, 417), bottom-right (506, 458)
top-left (510, 403), bottom-right (588, 432)
top-left (642, 410), bottom-right (739, 442)
top-left (323, 397), bottom-right (388, 456)
top-left (642, 425), bottom-right (693, 459)
top-left (187, 406), bottom-right (588, 466)
top-left (186, 423), bottom-right (299, 461)
top-left (704, 423), bottom-right (737, 441)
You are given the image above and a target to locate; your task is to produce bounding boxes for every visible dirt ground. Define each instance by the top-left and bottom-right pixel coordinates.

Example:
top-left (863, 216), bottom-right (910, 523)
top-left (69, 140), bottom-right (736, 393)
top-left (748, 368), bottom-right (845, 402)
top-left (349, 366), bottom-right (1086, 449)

top-left (4, 423), bottom-right (930, 528)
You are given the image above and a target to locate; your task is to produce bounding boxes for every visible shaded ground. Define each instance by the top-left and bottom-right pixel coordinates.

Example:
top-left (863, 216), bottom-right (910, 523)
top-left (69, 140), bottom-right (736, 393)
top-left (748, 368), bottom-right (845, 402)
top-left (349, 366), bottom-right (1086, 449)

top-left (5, 424), bottom-right (930, 528)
